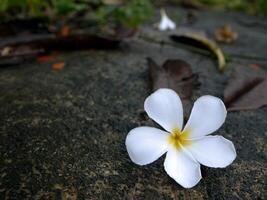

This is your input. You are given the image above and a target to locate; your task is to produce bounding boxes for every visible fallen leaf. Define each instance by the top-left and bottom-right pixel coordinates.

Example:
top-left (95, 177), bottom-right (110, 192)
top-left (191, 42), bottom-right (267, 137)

top-left (37, 55), bottom-right (54, 62)
top-left (147, 58), bottom-right (198, 117)
top-left (37, 51), bottom-right (59, 62)
top-left (170, 33), bottom-right (226, 72)
top-left (224, 65), bottom-right (267, 111)
top-left (52, 62), bottom-right (65, 71)
top-left (214, 24), bottom-right (238, 43)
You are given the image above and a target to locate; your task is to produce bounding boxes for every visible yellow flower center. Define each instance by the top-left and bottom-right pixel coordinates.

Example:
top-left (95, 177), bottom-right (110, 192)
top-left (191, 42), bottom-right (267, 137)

top-left (168, 128), bottom-right (191, 149)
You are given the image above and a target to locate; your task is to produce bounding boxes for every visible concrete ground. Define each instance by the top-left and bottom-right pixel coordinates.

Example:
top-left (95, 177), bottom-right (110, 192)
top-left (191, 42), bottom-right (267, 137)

top-left (0, 8), bottom-right (266, 199)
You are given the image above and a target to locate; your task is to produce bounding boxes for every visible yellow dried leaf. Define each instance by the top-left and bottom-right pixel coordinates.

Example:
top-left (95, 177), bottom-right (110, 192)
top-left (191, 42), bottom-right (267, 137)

top-left (173, 33), bottom-right (226, 72)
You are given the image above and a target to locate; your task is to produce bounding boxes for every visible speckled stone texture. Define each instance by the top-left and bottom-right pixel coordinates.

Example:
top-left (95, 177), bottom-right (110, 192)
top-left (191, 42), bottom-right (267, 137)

top-left (0, 8), bottom-right (267, 200)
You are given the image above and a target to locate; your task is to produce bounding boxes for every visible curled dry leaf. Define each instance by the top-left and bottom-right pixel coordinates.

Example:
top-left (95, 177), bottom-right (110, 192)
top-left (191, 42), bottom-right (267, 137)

top-left (224, 65), bottom-right (267, 111)
top-left (215, 24), bottom-right (238, 43)
top-left (170, 33), bottom-right (226, 72)
top-left (37, 51), bottom-right (59, 62)
top-left (52, 62), bottom-right (65, 71)
top-left (147, 58), bottom-right (198, 117)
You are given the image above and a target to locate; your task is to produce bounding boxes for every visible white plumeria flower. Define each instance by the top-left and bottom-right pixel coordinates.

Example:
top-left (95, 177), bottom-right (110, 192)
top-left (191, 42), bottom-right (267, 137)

top-left (126, 88), bottom-right (236, 188)
top-left (158, 8), bottom-right (176, 31)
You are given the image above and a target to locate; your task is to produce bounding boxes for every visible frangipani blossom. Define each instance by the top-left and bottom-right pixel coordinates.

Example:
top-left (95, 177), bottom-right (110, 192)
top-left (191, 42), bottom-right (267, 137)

top-left (126, 88), bottom-right (236, 188)
top-left (158, 9), bottom-right (176, 31)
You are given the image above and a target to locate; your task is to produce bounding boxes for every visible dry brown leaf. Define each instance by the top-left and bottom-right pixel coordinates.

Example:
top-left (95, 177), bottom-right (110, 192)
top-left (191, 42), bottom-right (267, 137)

top-left (52, 62), bottom-right (65, 71)
top-left (147, 58), bottom-right (198, 117)
top-left (214, 24), bottom-right (238, 43)
top-left (37, 55), bottom-right (54, 62)
top-left (224, 65), bottom-right (267, 111)
top-left (37, 51), bottom-right (59, 62)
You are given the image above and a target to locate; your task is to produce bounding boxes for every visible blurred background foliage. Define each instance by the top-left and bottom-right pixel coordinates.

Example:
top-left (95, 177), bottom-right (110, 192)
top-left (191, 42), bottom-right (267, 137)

top-left (0, 0), bottom-right (153, 27)
top-left (0, 0), bottom-right (266, 26)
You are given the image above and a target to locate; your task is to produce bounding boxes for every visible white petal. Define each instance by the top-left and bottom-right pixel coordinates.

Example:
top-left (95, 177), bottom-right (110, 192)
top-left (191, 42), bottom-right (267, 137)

top-left (144, 88), bottom-right (183, 132)
top-left (158, 16), bottom-right (168, 31)
top-left (158, 9), bottom-right (176, 31)
top-left (168, 19), bottom-right (176, 29)
top-left (164, 148), bottom-right (202, 188)
top-left (184, 95), bottom-right (227, 139)
top-left (126, 127), bottom-right (169, 165)
top-left (188, 136), bottom-right (236, 168)
top-left (159, 16), bottom-right (176, 31)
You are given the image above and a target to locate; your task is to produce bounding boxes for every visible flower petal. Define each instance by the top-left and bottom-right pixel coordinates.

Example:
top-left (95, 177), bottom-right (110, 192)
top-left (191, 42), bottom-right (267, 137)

top-left (184, 95), bottom-right (227, 138)
top-left (126, 126), bottom-right (169, 165)
top-left (158, 9), bottom-right (176, 31)
top-left (164, 148), bottom-right (202, 188)
top-left (144, 88), bottom-right (183, 132)
top-left (187, 135), bottom-right (236, 168)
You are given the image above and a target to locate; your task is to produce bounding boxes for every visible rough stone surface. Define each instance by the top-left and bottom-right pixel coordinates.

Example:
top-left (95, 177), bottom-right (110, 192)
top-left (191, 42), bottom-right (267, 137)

top-left (0, 8), bottom-right (267, 199)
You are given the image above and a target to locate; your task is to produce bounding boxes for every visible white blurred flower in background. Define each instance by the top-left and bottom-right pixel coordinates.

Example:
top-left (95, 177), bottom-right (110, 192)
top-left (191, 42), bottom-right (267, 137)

top-left (158, 8), bottom-right (176, 31)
